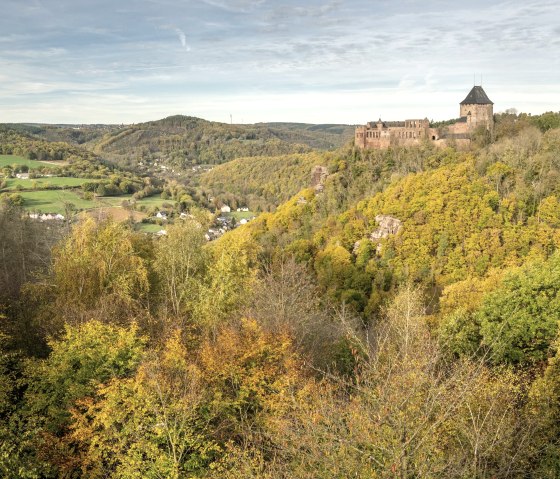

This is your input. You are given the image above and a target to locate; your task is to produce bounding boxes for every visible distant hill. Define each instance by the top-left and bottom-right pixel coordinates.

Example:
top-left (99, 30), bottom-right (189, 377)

top-left (3, 117), bottom-right (355, 172)
top-left (253, 122), bottom-right (355, 149)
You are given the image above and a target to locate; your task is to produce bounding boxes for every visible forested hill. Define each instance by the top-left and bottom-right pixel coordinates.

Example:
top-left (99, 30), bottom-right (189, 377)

top-left (88, 116), bottom-right (354, 169)
top-left (200, 151), bottom-right (334, 212)
top-left (5, 117), bottom-right (355, 171)
top-left (5, 114), bottom-right (560, 478)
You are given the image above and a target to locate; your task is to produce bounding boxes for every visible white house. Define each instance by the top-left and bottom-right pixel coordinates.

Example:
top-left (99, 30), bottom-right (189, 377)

top-left (220, 205), bottom-right (231, 213)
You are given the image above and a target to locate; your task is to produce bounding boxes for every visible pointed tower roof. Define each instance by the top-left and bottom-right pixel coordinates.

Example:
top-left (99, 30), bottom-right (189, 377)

top-left (460, 85), bottom-right (493, 105)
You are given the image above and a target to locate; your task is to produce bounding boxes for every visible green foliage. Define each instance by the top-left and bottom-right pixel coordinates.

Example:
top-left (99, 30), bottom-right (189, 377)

top-left (15, 321), bottom-right (145, 477)
top-left (24, 321), bottom-right (145, 433)
top-left (89, 116), bottom-right (353, 170)
top-left (478, 253), bottom-right (560, 364)
top-left (153, 219), bottom-right (208, 317)
top-left (3, 118), bottom-right (560, 477)
top-left (69, 332), bottom-right (215, 479)
top-left (195, 229), bottom-right (259, 327)
top-left (52, 218), bottom-right (149, 309)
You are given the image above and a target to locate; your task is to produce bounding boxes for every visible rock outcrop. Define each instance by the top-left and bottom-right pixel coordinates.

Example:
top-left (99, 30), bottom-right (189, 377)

top-left (370, 215), bottom-right (402, 241)
top-left (311, 165), bottom-right (329, 192)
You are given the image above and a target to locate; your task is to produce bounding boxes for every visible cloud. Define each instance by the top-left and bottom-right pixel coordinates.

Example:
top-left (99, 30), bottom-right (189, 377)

top-left (174, 27), bottom-right (191, 52)
top-left (200, 0), bottom-right (265, 13)
top-left (0, 0), bottom-right (558, 123)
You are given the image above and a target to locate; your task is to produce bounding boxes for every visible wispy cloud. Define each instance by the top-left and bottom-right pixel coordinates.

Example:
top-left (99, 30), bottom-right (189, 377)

top-left (174, 27), bottom-right (191, 52)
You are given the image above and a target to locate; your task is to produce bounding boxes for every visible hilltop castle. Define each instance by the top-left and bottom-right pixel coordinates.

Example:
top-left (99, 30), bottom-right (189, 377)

top-left (355, 85), bottom-right (494, 149)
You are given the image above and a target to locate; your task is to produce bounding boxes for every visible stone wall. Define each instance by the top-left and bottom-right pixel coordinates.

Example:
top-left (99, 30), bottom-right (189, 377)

top-left (459, 103), bottom-right (493, 131)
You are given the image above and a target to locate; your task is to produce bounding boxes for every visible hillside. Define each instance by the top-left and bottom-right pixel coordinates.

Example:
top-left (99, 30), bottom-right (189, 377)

top-left (199, 151), bottom-right (334, 212)
top-left (4, 117), bottom-right (351, 169)
top-left (87, 116), bottom-right (354, 170)
top-left (0, 127), bottom-right (163, 218)
top-left (4, 116), bottom-right (560, 478)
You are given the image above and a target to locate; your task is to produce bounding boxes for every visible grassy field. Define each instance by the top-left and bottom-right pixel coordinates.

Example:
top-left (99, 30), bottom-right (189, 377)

top-left (0, 155), bottom-right (59, 170)
top-left (19, 191), bottom-right (125, 214)
top-left (19, 190), bottom-right (93, 214)
top-left (136, 223), bottom-right (165, 233)
top-left (134, 196), bottom-right (174, 210)
top-left (3, 177), bottom-right (95, 190)
top-left (226, 210), bottom-right (255, 220)
top-left (16, 189), bottom-right (169, 216)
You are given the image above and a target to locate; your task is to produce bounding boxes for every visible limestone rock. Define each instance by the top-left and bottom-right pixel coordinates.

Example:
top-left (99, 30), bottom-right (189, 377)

top-left (370, 215), bottom-right (402, 241)
top-left (311, 165), bottom-right (329, 192)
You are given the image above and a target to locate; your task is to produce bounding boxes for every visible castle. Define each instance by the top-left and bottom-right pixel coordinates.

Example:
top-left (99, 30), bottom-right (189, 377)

top-left (354, 85), bottom-right (494, 149)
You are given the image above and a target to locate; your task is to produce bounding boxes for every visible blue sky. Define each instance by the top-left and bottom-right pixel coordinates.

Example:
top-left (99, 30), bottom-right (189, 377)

top-left (1, 0), bottom-right (559, 124)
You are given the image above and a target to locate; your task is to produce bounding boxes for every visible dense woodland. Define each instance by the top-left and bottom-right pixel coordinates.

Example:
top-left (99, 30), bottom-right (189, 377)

top-left (82, 117), bottom-right (353, 170)
top-left (2, 111), bottom-right (560, 477)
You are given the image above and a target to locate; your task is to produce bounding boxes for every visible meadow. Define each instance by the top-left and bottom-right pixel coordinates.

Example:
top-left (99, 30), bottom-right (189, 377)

top-left (17, 189), bottom-right (172, 216)
top-left (0, 154), bottom-right (57, 169)
top-left (4, 177), bottom-right (95, 190)
top-left (18, 190), bottom-right (123, 214)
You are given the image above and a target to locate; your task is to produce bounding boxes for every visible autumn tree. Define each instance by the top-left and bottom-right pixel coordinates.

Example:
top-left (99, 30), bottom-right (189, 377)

top-left (28, 218), bottom-right (151, 332)
top-left (18, 321), bottom-right (145, 477)
top-left (153, 219), bottom-right (207, 321)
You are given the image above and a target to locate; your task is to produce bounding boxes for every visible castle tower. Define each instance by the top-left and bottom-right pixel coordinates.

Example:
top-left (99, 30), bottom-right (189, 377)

top-left (460, 85), bottom-right (494, 132)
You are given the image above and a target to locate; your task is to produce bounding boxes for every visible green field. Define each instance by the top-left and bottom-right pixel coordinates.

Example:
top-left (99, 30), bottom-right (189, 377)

top-left (134, 196), bottom-right (174, 210)
top-left (3, 176), bottom-right (95, 190)
top-left (16, 190), bottom-right (168, 215)
top-left (226, 210), bottom-right (255, 220)
top-left (19, 191), bottom-right (126, 214)
top-left (19, 190), bottom-right (93, 214)
top-left (0, 155), bottom-right (58, 170)
top-left (136, 223), bottom-right (165, 233)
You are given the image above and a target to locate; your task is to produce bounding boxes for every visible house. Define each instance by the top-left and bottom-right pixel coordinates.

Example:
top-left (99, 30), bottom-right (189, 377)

top-left (221, 205), bottom-right (231, 213)
top-left (35, 213), bottom-right (65, 221)
top-left (156, 211), bottom-right (168, 220)
top-left (16, 173), bottom-right (29, 179)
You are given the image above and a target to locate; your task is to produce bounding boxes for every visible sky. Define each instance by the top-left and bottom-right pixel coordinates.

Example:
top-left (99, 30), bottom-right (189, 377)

top-left (1, 0), bottom-right (559, 125)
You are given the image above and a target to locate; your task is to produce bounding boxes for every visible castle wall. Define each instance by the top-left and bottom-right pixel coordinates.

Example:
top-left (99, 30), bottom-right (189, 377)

top-left (355, 119), bottom-right (430, 150)
top-left (448, 121), bottom-right (469, 135)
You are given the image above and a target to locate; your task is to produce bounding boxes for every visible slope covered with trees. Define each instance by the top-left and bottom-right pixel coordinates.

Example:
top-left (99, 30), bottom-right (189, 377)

top-left (86, 116), bottom-right (353, 171)
top-left (199, 151), bottom-right (332, 212)
top-left (2, 116), bottom-right (560, 478)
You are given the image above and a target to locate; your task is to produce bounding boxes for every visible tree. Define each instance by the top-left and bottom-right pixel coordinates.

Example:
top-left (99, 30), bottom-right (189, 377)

top-left (194, 229), bottom-right (259, 328)
top-left (153, 219), bottom-right (207, 320)
top-left (30, 218), bottom-right (150, 329)
top-left (20, 321), bottom-right (145, 477)
top-left (478, 253), bottom-right (560, 365)
top-left (272, 287), bottom-right (529, 478)
top-left (249, 254), bottom-right (355, 370)
top-left (70, 331), bottom-right (214, 479)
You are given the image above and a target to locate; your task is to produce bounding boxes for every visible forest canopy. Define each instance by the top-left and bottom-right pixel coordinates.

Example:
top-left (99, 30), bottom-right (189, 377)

top-left (2, 117), bottom-right (560, 478)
